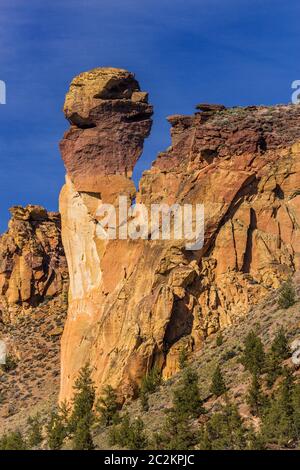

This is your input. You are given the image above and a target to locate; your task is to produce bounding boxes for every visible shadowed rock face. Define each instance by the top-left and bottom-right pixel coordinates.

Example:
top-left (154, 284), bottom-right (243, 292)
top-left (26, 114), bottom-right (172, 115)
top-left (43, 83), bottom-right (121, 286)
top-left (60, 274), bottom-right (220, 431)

top-left (59, 67), bottom-right (300, 403)
top-left (0, 205), bottom-right (68, 323)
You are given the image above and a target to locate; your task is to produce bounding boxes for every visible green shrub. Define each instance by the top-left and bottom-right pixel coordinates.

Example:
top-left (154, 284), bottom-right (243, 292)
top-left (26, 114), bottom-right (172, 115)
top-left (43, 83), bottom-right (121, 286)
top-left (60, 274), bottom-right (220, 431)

top-left (27, 413), bottom-right (43, 448)
top-left (216, 333), bottom-right (223, 347)
top-left (0, 430), bottom-right (27, 450)
top-left (221, 349), bottom-right (236, 362)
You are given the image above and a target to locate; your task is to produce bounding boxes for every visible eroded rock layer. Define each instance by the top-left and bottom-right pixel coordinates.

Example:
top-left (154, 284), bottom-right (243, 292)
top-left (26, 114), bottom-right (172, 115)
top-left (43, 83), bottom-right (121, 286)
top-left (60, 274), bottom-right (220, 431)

top-left (59, 68), bottom-right (300, 402)
top-left (0, 205), bottom-right (68, 322)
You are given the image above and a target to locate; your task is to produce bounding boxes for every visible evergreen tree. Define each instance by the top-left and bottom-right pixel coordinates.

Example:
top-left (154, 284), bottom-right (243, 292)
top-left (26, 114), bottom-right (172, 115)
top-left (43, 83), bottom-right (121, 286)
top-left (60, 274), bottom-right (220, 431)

top-left (241, 330), bottom-right (266, 375)
top-left (59, 400), bottom-right (71, 428)
top-left (154, 410), bottom-right (197, 450)
top-left (69, 364), bottom-right (95, 450)
top-left (173, 368), bottom-right (204, 418)
top-left (261, 368), bottom-right (295, 447)
top-left (279, 368), bottom-right (295, 417)
top-left (265, 350), bottom-right (282, 388)
top-left (179, 347), bottom-right (188, 370)
top-left (199, 402), bottom-right (248, 450)
top-left (292, 382), bottom-right (300, 442)
top-left (109, 414), bottom-right (148, 450)
top-left (27, 413), bottom-right (43, 448)
top-left (140, 367), bottom-right (161, 395)
top-left (96, 385), bottom-right (119, 427)
top-left (153, 367), bottom-right (204, 450)
top-left (246, 373), bottom-right (268, 416)
top-left (210, 365), bottom-right (227, 397)
top-left (47, 410), bottom-right (68, 450)
top-left (271, 327), bottom-right (290, 360)
top-left (139, 366), bottom-right (161, 412)
top-left (278, 278), bottom-right (296, 309)
top-left (70, 364), bottom-right (95, 429)
top-left (72, 415), bottom-right (95, 450)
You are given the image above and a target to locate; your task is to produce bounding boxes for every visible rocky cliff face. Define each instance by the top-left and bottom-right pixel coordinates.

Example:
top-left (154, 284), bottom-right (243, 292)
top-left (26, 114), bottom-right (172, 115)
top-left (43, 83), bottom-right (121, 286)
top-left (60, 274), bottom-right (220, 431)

top-left (0, 205), bottom-right (68, 323)
top-left (59, 67), bottom-right (300, 403)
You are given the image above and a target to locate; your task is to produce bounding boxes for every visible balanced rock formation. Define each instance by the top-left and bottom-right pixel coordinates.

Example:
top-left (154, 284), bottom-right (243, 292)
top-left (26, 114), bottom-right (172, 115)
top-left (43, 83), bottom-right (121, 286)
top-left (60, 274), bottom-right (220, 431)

top-left (59, 67), bottom-right (300, 403)
top-left (0, 205), bottom-right (68, 322)
top-left (60, 67), bottom-right (153, 200)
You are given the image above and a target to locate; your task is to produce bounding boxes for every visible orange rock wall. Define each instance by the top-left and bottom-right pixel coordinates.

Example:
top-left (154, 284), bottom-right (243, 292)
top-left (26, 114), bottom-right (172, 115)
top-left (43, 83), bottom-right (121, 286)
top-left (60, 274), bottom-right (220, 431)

top-left (59, 68), bottom-right (300, 402)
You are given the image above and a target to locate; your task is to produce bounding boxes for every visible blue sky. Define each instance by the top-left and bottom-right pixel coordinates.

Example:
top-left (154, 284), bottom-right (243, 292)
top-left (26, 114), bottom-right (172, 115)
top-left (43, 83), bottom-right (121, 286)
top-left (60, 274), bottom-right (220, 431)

top-left (0, 0), bottom-right (300, 232)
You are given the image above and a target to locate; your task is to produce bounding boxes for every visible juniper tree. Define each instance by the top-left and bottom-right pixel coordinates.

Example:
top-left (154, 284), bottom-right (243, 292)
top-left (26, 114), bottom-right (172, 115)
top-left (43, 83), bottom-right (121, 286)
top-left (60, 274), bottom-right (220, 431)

top-left (27, 413), bottom-right (43, 448)
top-left (153, 409), bottom-right (197, 450)
top-left (153, 367), bottom-right (204, 450)
top-left (109, 414), bottom-right (148, 450)
top-left (0, 430), bottom-right (27, 450)
top-left (271, 327), bottom-right (290, 360)
top-left (69, 364), bottom-right (96, 450)
top-left (199, 402), bottom-right (248, 450)
top-left (140, 366), bottom-right (161, 412)
top-left (173, 367), bottom-right (204, 418)
top-left (292, 382), bottom-right (300, 441)
top-left (265, 350), bottom-right (282, 388)
top-left (261, 368), bottom-right (295, 447)
top-left (72, 415), bottom-right (95, 450)
top-left (140, 367), bottom-right (161, 395)
top-left (210, 365), bottom-right (227, 397)
top-left (96, 385), bottom-right (119, 427)
top-left (69, 364), bottom-right (95, 430)
top-left (179, 347), bottom-right (188, 370)
top-left (241, 330), bottom-right (266, 375)
top-left (246, 373), bottom-right (268, 416)
top-left (278, 278), bottom-right (296, 309)
top-left (47, 410), bottom-right (68, 450)
top-left (265, 328), bottom-right (290, 389)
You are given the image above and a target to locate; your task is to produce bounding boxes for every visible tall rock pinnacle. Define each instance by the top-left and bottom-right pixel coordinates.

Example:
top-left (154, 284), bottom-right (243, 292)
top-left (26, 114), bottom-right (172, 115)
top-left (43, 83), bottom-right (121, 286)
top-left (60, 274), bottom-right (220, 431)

top-left (60, 67), bottom-right (153, 200)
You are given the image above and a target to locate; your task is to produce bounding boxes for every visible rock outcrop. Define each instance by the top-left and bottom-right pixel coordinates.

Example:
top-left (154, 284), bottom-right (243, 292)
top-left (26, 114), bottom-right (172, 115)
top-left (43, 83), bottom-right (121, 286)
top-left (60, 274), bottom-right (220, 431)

top-left (60, 67), bottom-right (153, 200)
top-left (0, 205), bottom-right (68, 322)
top-left (59, 68), bottom-right (300, 403)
